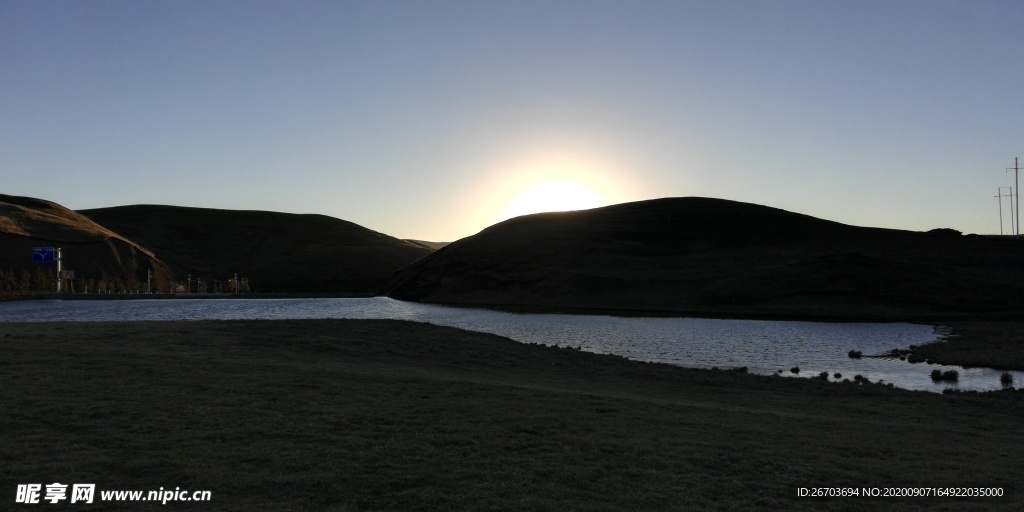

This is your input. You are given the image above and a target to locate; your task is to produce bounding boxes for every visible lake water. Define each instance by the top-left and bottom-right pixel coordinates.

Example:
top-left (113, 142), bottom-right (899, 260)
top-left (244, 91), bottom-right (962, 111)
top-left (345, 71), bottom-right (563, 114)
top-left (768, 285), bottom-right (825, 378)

top-left (1, 297), bottom-right (1019, 393)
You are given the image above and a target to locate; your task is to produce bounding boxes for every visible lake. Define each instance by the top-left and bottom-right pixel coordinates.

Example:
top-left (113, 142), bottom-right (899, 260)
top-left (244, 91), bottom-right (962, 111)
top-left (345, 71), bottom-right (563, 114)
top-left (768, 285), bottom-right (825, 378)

top-left (1, 297), bottom-right (1018, 393)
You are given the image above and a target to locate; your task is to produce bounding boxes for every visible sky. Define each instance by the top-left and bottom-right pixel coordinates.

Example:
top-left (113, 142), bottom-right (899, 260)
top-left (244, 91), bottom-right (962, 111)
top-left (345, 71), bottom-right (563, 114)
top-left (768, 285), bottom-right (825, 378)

top-left (2, 0), bottom-right (1023, 241)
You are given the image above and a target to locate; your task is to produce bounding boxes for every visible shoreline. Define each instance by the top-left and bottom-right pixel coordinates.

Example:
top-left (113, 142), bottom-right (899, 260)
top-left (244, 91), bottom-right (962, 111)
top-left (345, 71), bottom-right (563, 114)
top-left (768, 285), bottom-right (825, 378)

top-left (905, 321), bottom-right (1024, 372)
top-left (4, 293), bottom-right (1023, 371)
top-left (378, 297), bottom-right (1024, 324)
top-left (5, 291), bottom-right (1020, 323)
top-left (391, 301), bottom-right (1024, 372)
top-left (3, 291), bottom-right (375, 301)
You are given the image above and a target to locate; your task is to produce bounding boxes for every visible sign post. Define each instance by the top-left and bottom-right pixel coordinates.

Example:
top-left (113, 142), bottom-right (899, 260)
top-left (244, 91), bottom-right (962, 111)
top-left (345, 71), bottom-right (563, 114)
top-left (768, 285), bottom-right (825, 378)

top-left (32, 247), bottom-right (55, 263)
top-left (32, 247), bottom-right (61, 292)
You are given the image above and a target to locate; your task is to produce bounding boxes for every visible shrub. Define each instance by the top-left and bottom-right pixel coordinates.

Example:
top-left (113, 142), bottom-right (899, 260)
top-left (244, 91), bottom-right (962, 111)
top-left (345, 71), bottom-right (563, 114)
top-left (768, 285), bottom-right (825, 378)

top-left (790, 366), bottom-right (800, 374)
top-left (1000, 372), bottom-right (1013, 386)
top-left (931, 369), bottom-right (959, 382)
top-left (818, 371), bottom-right (829, 381)
top-left (833, 373), bottom-right (842, 379)
top-left (848, 350), bottom-right (862, 359)
top-left (927, 227), bottom-right (962, 237)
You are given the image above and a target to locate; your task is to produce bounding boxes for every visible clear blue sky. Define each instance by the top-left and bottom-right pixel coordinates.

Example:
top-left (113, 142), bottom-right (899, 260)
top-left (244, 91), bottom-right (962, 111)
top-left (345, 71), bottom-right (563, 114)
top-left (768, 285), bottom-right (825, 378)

top-left (3, 0), bottom-right (1022, 241)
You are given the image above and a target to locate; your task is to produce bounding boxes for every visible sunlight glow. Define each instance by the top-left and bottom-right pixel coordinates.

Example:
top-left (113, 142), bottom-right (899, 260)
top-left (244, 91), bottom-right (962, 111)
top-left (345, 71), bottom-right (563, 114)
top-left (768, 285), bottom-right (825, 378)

top-left (498, 181), bottom-right (608, 222)
top-left (458, 144), bottom-right (648, 237)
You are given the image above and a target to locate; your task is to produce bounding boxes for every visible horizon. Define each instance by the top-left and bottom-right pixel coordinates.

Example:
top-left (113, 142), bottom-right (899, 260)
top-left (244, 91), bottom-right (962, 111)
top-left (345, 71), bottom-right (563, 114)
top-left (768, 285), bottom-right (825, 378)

top-left (3, 1), bottom-right (1023, 240)
top-left (2, 191), bottom-right (997, 243)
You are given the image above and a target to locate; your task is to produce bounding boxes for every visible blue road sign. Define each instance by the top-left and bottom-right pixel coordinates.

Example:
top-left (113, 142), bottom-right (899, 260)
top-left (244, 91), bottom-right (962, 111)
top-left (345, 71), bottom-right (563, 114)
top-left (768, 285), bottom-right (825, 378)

top-left (32, 247), bottom-right (55, 262)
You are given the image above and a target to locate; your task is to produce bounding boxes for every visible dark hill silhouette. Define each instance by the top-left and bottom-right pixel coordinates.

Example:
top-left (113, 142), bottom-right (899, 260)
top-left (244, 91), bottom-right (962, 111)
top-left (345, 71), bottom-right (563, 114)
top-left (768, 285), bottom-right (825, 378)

top-left (403, 239), bottom-right (450, 251)
top-left (0, 194), bottom-right (171, 291)
top-left (386, 197), bottom-right (1024, 321)
top-left (79, 204), bottom-right (432, 293)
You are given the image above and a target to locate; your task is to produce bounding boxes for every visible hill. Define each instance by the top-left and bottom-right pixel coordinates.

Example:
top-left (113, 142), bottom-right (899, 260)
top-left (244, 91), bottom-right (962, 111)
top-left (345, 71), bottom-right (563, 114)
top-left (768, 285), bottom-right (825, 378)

top-left (79, 204), bottom-right (432, 293)
top-left (0, 194), bottom-right (170, 292)
top-left (403, 239), bottom-right (450, 251)
top-left (386, 197), bottom-right (1024, 321)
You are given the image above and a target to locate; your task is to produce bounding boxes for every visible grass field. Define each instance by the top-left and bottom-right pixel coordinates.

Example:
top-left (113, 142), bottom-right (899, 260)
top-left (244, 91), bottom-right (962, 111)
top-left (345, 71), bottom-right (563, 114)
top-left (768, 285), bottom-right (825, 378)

top-left (2, 319), bottom-right (1022, 511)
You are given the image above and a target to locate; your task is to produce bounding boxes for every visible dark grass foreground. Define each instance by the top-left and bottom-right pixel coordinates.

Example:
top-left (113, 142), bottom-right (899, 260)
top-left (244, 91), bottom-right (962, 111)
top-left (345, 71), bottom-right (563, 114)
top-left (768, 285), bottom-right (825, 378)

top-left (1, 320), bottom-right (1022, 511)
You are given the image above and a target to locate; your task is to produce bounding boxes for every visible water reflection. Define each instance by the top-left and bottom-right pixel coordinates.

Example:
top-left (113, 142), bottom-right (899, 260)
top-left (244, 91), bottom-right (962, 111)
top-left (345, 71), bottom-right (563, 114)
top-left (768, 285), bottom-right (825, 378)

top-left (1, 297), bottom-right (1019, 393)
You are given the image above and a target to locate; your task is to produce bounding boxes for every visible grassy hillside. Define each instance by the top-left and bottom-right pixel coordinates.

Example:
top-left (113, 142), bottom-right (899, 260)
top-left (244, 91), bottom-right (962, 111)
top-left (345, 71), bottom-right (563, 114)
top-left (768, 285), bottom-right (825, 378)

top-left (80, 204), bottom-right (432, 293)
top-left (387, 197), bottom-right (1024, 321)
top-left (0, 194), bottom-right (170, 292)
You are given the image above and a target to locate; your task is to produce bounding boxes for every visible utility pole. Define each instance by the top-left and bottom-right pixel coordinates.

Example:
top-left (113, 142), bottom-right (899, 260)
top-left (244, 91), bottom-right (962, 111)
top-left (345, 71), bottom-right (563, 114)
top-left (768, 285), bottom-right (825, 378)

top-left (1011, 187), bottom-right (1017, 236)
top-left (997, 188), bottom-right (1005, 235)
top-left (997, 187), bottom-right (1015, 235)
top-left (56, 247), bottom-right (62, 293)
top-left (1008, 158), bottom-right (1021, 237)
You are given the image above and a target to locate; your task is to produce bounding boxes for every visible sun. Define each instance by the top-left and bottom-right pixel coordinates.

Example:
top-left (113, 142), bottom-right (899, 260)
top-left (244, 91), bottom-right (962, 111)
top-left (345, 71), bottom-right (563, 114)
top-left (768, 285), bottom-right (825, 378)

top-left (498, 181), bottom-right (608, 222)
